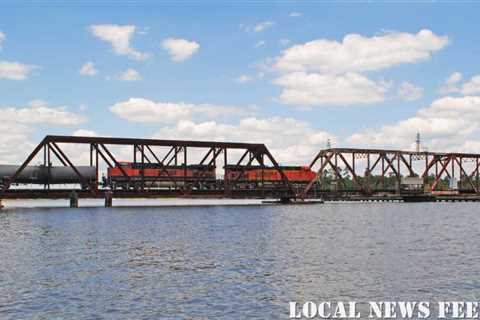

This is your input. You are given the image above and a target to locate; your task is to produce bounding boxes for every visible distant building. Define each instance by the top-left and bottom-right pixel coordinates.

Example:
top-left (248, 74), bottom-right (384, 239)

top-left (400, 176), bottom-right (424, 192)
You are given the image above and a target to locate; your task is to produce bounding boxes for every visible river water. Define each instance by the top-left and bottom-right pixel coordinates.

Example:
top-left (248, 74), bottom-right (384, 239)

top-left (1, 202), bottom-right (480, 319)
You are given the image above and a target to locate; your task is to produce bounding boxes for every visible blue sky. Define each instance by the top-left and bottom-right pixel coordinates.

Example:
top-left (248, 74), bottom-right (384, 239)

top-left (1, 1), bottom-right (480, 164)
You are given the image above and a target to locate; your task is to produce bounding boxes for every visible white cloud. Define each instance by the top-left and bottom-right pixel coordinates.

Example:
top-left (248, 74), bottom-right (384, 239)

top-left (89, 24), bottom-right (150, 60)
top-left (275, 72), bottom-right (390, 106)
top-left (238, 24), bottom-right (248, 32)
top-left (161, 38), bottom-right (199, 62)
top-left (254, 40), bottom-right (265, 48)
top-left (438, 72), bottom-right (462, 94)
top-left (274, 29), bottom-right (448, 74)
top-left (418, 96), bottom-right (480, 122)
top-left (272, 29), bottom-right (446, 107)
top-left (460, 75), bottom-right (480, 95)
top-left (73, 129), bottom-right (98, 137)
top-left (397, 81), bottom-right (423, 101)
top-left (447, 72), bottom-right (463, 84)
top-left (0, 101), bottom-right (87, 163)
top-left (0, 100), bottom-right (87, 126)
top-left (0, 32), bottom-right (37, 81)
top-left (79, 61), bottom-right (98, 76)
top-left (110, 98), bottom-right (244, 123)
top-left (254, 21), bottom-right (275, 32)
top-left (347, 96), bottom-right (480, 151)
top-left (279, 39), bottom-right (291, 46)
top-left (118, 68), bottom-right (141, 81)
top-left (289, 12), bottom-right (303, 17)
top-left (153, 117), bottom-right (335, 164)
top-left (235, 75), bottom-right (253, 83)
top-left (438, 73), bottom-right (480, 96)
top-left (0, 31), bottom-right (5, 49)
top-left (0, 61), bottom-right (36, 80)
top-left (0, 121), bottom-right (33, 164)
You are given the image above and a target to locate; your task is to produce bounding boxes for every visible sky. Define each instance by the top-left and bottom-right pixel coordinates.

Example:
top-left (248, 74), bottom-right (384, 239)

top-left (1, 1), bottom-right (480, 165)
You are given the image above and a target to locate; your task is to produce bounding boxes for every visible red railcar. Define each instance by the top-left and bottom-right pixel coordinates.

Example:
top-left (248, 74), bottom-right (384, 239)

top-left (106, 162), bottom-right (216, 190)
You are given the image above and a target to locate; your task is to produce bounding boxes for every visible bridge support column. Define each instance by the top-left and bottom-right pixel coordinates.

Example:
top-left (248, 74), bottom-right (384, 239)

top-left (0, 199), bottom-right (3, 209)
top-left (104, 191), bottom-right (113, 208)
top-left (279, 197), bottom-right (292, 204)
top-left (69, 191), bottom-right (78, 208)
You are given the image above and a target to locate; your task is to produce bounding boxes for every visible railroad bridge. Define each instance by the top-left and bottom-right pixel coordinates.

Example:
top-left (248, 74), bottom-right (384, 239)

top-left (1, 135), bottom-right (480, 205)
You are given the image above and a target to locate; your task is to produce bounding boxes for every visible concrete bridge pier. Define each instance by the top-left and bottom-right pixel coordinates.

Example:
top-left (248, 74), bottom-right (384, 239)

top-left (104, 191), bottom-right (113, 208)
top-left (69, 191), bottom-right (78, 208)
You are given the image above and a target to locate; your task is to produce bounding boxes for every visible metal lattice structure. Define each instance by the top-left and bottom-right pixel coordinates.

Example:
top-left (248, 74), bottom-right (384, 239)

top-left (1, 135), bottom-right (295, 199)
top-left (301, 148), bottom-right (480, 198)
top-left (2, 137), bottom-right (480, 202)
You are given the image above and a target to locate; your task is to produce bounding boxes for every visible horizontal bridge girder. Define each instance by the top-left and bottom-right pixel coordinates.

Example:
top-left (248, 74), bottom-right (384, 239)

top-left (44, 135), bottom-right (265, 150)
top-left (322, 148), bottom-right (480, 159)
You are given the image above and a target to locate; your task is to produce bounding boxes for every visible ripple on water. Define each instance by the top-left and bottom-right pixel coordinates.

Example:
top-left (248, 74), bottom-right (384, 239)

top-left (1, 203), bottom-right (480, 319)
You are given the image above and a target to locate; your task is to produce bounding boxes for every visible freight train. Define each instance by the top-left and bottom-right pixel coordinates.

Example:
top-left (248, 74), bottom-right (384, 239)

top-left (104, 162), bottom-right (316, 190)
top-left (0, 165), bottom-right (96, 189)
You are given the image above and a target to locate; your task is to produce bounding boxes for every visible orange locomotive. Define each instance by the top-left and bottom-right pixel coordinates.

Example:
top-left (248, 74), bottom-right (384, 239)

top-left (106, 162), bottom-right (316, 190)
top-left (224, 165), bottom-right (316, 186)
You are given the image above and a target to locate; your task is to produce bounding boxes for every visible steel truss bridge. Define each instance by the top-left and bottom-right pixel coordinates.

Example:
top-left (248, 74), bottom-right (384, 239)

top-left (2, 135), bottom-right (480, 203)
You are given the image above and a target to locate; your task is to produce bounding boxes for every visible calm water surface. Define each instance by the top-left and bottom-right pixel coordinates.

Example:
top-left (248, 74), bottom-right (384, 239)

top-left (1, 203), bottom-right (480, 319)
